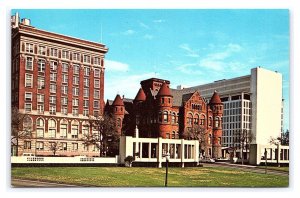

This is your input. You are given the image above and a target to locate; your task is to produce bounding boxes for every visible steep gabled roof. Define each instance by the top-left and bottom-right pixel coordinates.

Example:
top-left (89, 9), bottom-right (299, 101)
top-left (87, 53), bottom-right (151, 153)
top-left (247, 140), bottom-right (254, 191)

top-left (112, 94), bottom-right (124, 106)
top-left (134, 88), bottom-right (146, 101)
top-left (209, 91), bottom-right (222, 104)
top-left (157, 82), bottom-right (172, 97)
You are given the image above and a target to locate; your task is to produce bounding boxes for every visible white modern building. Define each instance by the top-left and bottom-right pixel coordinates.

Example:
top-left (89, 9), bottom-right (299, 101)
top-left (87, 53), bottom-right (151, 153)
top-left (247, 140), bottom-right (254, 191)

top-left (173, 67), bottom-right (283, 164)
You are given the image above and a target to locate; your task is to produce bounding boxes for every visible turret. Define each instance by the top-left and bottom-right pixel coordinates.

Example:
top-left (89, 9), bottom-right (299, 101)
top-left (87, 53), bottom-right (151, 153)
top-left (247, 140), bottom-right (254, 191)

top-left (134, 88), bottom-right (146, 103)
top-left (209, 91), bottom-right (223, 159)
top-left (112, 94), bottom-right (125, 134)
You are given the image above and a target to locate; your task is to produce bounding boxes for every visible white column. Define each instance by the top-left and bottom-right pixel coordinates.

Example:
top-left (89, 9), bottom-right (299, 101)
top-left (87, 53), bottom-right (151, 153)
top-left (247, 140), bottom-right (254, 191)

top-left (158, 137), bottom-right (162, 168)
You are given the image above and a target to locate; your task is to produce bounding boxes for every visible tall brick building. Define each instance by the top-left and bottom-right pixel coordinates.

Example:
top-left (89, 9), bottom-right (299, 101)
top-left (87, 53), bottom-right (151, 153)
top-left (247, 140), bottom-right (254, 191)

top-left (106, 78), bottom-right (224, 159)
top-left (11, 13), bottom-right (108, 156)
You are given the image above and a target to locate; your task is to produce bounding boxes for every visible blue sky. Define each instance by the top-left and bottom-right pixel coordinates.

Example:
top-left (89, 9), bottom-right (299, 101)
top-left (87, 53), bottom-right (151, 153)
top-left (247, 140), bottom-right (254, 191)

top-left (12, 9), bottom-right (289, 130)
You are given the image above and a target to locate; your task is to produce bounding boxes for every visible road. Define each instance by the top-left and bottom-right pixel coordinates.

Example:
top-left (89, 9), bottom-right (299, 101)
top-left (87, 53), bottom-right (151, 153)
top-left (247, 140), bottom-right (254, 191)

top-left (203, 162), bottom-right (289, 176)
top-left (11, 179), bottom-right (79, 187)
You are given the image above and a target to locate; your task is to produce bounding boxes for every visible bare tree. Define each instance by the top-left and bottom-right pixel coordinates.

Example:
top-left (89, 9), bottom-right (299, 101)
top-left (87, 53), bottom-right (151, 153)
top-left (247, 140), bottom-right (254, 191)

top-left (11, 107), bottom-right (33, 156)
top-left (184, 125), bottom-right (208, 159)
top-left (233, 129), bottom-right (254, 165)
top-left (269, 136), bottom-right (282, 167)
top-left (46, 141), bottom-right (60, 156)
top-left (81, 113), bottom-right (119, 157)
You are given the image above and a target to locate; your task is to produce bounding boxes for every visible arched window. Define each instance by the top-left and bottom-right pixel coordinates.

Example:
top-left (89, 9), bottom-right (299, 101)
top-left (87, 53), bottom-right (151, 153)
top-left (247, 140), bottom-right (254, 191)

top-left (215, 117), bottom-right (220, 128)
top-left (117, 118), bottom-right (122, 127)
top-left (208, 134), bottom-right (212, 144)
top-left (82, 121), bottom-right (90, 136)
top-left (36, 118), bottom-right (44, 138)
top-left (187, 113), bottom-right (193, 125)
top-left (60, 119), bottom-right (68, 138)
top-left (194, 114), bottom-right (200, 125)
top-left (171, 112), bottom-right (176, 124)
top-left (200, 114), bottom-right (205, 126)
top-left (23, 116), bottom-right (33, 130)
top-left (48, 119), bottom-right (56, 138)
top-left (172, 131), bottom-right (176, 139)
top-left (71, 120), bottom-right (79, 138)
top-left (163, 111), bottom-right (168, 123)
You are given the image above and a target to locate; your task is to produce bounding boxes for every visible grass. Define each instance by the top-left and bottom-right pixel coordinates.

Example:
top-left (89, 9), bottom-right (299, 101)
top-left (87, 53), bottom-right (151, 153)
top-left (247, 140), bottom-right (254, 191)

top-left (11, 166), bottom-right (288, 187)
top-left (258, 166), bottom-right (289, 172)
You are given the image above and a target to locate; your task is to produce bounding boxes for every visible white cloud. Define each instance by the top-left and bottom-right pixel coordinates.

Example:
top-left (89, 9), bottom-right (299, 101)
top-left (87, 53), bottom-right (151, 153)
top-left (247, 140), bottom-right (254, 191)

top-left (143, 34), bottom-right (154, 40)
top-left (139, 22), bottom-right (150, 29)
top-left (105, 72), bottom-right (158, 100)
top-left (105, 60), bottom-right (129, 72)
top-left (179, 44), bottom-right (199, 58)
top-left (122, 29), bottom-right (135, 35)
top-left (153, 19), bottom-right (165, 23)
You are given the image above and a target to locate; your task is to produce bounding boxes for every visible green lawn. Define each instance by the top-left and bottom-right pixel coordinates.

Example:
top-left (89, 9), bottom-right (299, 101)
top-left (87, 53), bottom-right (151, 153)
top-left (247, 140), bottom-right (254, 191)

top-left (11, 166), bottom-right (288, 187)
top-left (258, 166), bottom-right (289, 172)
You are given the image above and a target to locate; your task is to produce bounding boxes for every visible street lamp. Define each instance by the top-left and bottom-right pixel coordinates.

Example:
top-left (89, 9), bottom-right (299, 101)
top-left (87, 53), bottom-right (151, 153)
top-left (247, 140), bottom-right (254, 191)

top-left (164, 152), bottom-right (170, 187)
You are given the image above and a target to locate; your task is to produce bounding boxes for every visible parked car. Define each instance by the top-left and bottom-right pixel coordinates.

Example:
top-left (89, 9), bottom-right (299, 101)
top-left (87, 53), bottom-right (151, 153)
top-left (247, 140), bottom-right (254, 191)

top-left (22, 153), bottom-right (35, 157)
top-left (200, 158), bottom-right (215, 163)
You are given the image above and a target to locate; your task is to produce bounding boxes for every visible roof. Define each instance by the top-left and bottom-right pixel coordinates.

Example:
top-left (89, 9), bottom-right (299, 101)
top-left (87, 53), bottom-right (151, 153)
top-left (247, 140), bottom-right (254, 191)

top-left (112, 94), bottom-right (124, 106)
top-left (157, 82), bottom-right (172, 97)
top-left (134, 88), bottom-right (146, 101)
top-left (209, 91), bottom-right (222, 104)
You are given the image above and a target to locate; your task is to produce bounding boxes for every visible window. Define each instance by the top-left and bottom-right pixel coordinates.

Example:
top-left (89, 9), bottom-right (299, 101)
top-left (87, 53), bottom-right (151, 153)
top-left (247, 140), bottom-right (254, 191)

top-left (71, 122), bottom-right (79, 138)
top-left (73, 87), bottom-right (79, 96)
top-left (171, 112), bottom-right (176, 124)
top-left (62, 50), bottom-right (69, 59)
top-left (37, 94), bottom-right (44, 103)
top-left (83, 55), bottom-right (90, 63)
top-left (61, 86), bottom-right (68, 95)
top-left (38, 76), bottom-right (45, 89)
top-left (209, 117), bottom-right (212, 127)
top-left (94, 90), bottom-right (100, 99)
top-left (50, 73), bottom-right (57, 81)
top-left (26, 43), bottom-right (33, 53)
top-left (24, 141), bottom-right (31, 149)
top-left (83, 89), bottom-right (89, 97)
top-left (24, 103), bottom-right (32, 113)
top-left (25, 73), bottom-right (33, 87)
top-left (37, 104), bottom-right (44, 114)
top-left (84, 67), bottom-right (90, 76)
top-left (94, 57), bottom-right (101, 65)
top-left (117, 118), bottom-right (121, 127)
top-left (72, 108), bottom-right (78, 116)
top-left (172, 131), bottom-right (176, 139)
top-left (73, 75), bottom-right (79, 85)
top-left (200, 115), bottom-right (205, 125)
top-left (73, 53), bottom-right (80, 61)
top-left (93, 110), bottom-right (99, 117)
top-left (60, 122), bottom-right (67, 138)
top-left (50, 61), bottom-right (57, 71)
top-left (50, 48), bottom-right (58, 57)
top-left (49, 96), bottom-right (56, 104)
top-left (50, 84), bottom-right (56, 93)
top-left (38, 59), bottom-right (45, 72)
top-left (84, 78), bottom-right (89, 87)
top-left (48, 119), bottom-right (56, 138)
top-left (94, 79), bottom-right (100, 88)
top-left (82, 124), bottom-right (89, 135)
top-left (194, 114), bottom-right (200, 125)
top-left (72, 98), bottom-right (79, 107)
top-left (163, 111), bottom-right (168, 123)
top-left (61, 97), bottom-right (68, 106)
top-left (72, 143), bottom-right (78, 151)
top-left (83, 109), bottom-right (89, 117)
top-left (94, 69), bottom-right (100, 78)
top-left (62, 63), bottom-right (68, 72)
top-left (61, 107), bottom-right (68, 115)
top-left (215, 117), bottom-right (220, 128)
top-left (36, 142), bottom-right (44, 150)
top-left (187, 113), bottom-right (193, 125)
top-left (38, 46), bottom-right (46, 55)
top-left (62, 74), bottom-right (68, 83)
top-left (36, 118), bottom-right (44, 138)
top-left (61, 142), bottom-right (67, 151)
top-left (49, 106), bottom-right (56, 115)
top-left (25, 92), bottom-right (32, 101)
top-left (26, 57), bottom-right (33, 70)
top-left (83, 100), bottom-right (89, 107)
top-left (94, 100), bottom-right (99, 109)
top-left (73, 65), bottom-right (80, 74)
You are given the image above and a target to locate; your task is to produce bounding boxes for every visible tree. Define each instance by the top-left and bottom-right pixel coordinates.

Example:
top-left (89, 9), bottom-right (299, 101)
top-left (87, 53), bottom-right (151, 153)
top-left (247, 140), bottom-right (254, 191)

top-left (11, 107), bottom-right (33, 156)
top-left (46, 141), bottom-right (60, 156)
top-left (81, 113), bottom-right (119, 157)
top-left (233, 129), bottom-right (254, 165)
top-left (269, 136), bottom-right (281, 167)
top-left (281, 130), bottom-right (289, 145)
top-left (184, 125), bottom-right (208, 159)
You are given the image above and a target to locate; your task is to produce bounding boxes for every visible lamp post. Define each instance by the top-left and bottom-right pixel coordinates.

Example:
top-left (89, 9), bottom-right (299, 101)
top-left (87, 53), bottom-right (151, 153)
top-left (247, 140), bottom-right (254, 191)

top-left (164, 153), bottom-right (170, 187)
top-left (264, 148), bottom-right (267, 174)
